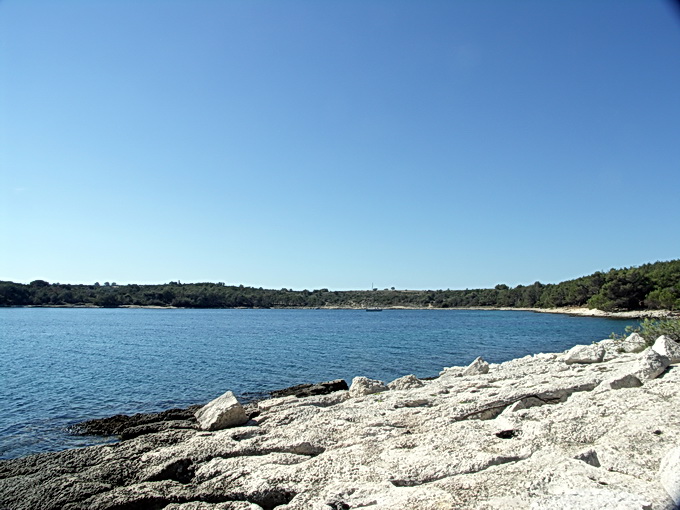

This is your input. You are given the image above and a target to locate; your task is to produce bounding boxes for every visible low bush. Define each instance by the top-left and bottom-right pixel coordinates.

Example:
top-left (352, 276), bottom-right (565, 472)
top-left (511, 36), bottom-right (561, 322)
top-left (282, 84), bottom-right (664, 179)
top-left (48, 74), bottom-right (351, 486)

top-left (612, 318), bottom-right (680, 346)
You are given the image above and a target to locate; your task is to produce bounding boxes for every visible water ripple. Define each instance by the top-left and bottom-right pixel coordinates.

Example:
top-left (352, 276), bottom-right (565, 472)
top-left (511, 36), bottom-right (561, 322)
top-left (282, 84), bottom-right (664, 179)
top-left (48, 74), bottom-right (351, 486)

top-left (0, 308), bottom-right (636, 459)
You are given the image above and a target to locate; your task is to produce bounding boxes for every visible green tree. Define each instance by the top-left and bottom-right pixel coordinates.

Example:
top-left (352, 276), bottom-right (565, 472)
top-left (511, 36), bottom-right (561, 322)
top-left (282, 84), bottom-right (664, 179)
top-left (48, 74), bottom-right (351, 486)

top-left (587, 270), bottom-right (653, 311)
top-left (95, 293), bottom-right (120, 307)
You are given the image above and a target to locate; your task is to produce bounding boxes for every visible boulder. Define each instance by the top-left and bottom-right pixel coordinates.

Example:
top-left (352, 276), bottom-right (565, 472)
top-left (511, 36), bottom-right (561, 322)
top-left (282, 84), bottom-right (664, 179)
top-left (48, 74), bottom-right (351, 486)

top-left (388, 374), bottom-right (424, 390)
top-left (619, 332), bottom-right (648, 353)
top-left (659, 446), bottom-right (680, 506)
top-left (564, 344), bottom-right (605, 365)
top-left (462, 356), bottom-right (490, 376)
top-left (651, 335), bottom-right (680, 364)
top-left (634, 349), bottom-right (671, 382)
top-left (348, 376), bottom-right (388, 397)
top-left (194, 391), bottom-right (248, 431)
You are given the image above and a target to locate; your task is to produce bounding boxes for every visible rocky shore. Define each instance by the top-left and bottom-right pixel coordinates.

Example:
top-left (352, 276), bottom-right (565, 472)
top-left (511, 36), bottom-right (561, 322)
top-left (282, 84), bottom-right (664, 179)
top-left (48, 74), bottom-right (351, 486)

top-left (491, 307), bottom-right (679, 320)
top-left (1, 335), bottom-right (679, 509)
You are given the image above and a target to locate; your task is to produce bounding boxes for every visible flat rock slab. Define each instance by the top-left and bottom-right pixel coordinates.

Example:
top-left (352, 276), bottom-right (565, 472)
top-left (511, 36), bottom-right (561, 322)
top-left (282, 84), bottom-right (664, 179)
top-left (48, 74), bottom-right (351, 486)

top-left (659, 446), bottom-right (680, 505)
top-left (73, 407), bottom-right (200, 436)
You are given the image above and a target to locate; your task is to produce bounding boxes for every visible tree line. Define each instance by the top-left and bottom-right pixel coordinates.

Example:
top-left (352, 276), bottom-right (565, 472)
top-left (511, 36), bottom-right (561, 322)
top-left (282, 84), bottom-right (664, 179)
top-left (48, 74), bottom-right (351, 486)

top-left (1, 260), bottom-right (678, 311)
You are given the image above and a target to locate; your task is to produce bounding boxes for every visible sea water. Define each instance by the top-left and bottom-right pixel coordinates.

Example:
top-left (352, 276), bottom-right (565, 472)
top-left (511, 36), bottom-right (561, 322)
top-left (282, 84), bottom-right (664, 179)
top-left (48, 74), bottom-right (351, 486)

top-left (0, 308), bottom-right (637, 459)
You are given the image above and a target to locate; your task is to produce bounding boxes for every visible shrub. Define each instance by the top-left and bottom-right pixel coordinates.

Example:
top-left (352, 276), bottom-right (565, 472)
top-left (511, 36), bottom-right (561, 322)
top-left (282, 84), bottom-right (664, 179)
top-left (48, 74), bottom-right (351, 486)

top-left (611, 318), bottom-right (680, 346)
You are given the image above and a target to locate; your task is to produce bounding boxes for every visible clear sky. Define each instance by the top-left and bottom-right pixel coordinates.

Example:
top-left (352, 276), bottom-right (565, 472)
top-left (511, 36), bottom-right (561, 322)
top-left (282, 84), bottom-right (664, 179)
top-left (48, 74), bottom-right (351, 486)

top-left (1, 1), bottom-right (679, 291)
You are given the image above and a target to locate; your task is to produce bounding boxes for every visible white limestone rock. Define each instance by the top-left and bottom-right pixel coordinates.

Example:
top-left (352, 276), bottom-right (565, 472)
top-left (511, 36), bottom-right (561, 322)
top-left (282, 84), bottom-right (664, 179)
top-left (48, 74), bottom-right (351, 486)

top-left (439, 366), bottom-right (464, 377)
top-left (651, 335), bottom-right (680, 363)
top-left (348, 376), bottom-right (388, 397)
top-left (533, 352), bottom-right (558, 360)
top-left (598, 373), bottom-right (642, 390)
top-left (318, 482), bottom-right (456, 510)
top-left (462, 356), bottom-right (490, 376)
top-left (659, 446), bottom-right (680, 506)
top-left (529, 488), bottom-right (652, 510)
top-left (165, 503), bottom-right (261, 510)
top-left (599, 333), bottom-right (647, 361)
top-left (598, 339), bottom-right (618, 349)
top-left (598, 339), bottom-right (625, 361)
top-left (387, 374), bottom-right (424, 390)
top-left (634, 348), bottom-right (671, 382)
top-left (194, 391), bottom-right (248, 431)
top-left (510, 396), bottom-right (547, 412)
top-left (564, 344), bottom-right (605, 364)
top-left (620, 332), bottom-right (648, 353)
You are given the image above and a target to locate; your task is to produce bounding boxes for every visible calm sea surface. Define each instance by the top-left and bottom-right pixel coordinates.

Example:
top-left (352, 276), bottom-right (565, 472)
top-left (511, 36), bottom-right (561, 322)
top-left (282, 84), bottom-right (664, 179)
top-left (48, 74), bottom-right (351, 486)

top-left (0, 308), bottom-right (637, 459)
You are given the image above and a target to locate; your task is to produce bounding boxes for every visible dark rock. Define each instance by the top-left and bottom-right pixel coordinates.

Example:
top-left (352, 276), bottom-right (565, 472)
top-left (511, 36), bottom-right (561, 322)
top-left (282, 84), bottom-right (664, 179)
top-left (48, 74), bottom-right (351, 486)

top-left (67, 479), bottom-right (192, 510)
top-left (243, 403), bottom-right (261, 420)
top-left (73, 406), bottom-right (201, 437)
top-left (574, 449), bottom-right (601, 468)
top-left (143, 458), bottom-right (195, 484)
top-left (119, 420), bottom-right (197, 440)
top-left (495, 429), bottom-right (520, 439)
top-left (269, 379), bottom-right (348, 399)
top-left (0, 429), bottom-right (197, 510)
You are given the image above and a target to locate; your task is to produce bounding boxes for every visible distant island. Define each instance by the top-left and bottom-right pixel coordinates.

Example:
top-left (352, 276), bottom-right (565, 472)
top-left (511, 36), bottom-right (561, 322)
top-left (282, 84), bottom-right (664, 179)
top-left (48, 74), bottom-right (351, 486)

top-left (1, 259), bottom-right (678, 312)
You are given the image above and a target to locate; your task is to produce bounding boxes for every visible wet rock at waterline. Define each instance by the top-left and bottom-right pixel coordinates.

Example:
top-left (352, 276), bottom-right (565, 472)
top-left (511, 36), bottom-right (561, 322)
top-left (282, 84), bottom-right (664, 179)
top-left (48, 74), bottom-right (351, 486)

top-left (269, 379), bottom-right (349, 399)
top-left (72, 406), bottom-right (201, 437)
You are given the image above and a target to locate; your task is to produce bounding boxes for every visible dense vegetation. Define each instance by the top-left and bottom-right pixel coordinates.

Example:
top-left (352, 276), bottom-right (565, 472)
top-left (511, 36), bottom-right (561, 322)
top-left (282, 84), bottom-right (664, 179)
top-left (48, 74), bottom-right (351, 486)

top-left (1, 260), bottom-right (679, 311)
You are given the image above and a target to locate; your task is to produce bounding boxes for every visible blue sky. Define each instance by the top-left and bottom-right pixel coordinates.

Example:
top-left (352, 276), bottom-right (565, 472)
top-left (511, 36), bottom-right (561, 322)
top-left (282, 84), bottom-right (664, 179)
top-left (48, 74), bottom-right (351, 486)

top-left (1, 1), bottom-right (679, 290)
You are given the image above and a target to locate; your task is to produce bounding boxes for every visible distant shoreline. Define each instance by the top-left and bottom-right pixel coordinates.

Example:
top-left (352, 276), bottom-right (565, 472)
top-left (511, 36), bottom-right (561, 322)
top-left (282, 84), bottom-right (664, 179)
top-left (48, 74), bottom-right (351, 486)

top-left (6, 304), bottom-right (677, 319)
top-left (460, 306), bottom-right (678, 320)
